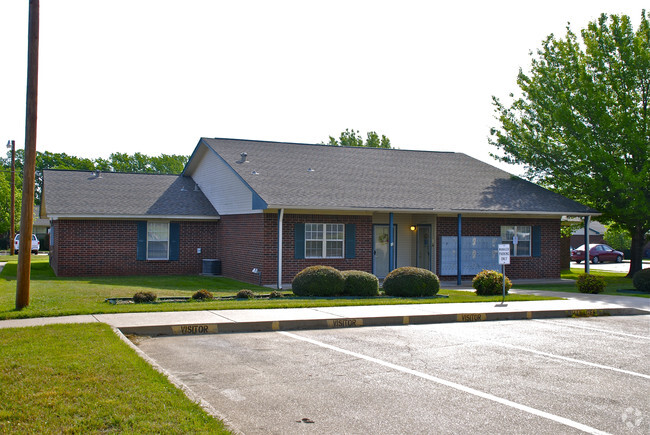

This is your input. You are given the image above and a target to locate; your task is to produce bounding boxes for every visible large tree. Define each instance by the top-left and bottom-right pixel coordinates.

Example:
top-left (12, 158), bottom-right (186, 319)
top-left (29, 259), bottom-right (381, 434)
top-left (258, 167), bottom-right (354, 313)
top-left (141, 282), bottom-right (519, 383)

top-left (490, 11), bottom-right (650, 277)
top-left (327, 128), bottom-right (392, 148)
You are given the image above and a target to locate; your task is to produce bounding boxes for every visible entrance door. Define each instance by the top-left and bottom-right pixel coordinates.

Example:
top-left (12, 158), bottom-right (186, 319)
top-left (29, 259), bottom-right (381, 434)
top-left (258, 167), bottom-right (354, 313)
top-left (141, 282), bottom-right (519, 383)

top-left (416, 225), bottom-right (432, 271)
top-left (373, 224), bottom-right (397, 278)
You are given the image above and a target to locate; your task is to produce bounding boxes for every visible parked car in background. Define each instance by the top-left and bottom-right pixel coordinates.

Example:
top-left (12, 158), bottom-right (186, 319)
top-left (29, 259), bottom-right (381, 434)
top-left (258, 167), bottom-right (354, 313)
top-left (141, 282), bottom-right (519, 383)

top-left (14, 233), bottom-right (40, 255)
top-left (570, 244), bottom-right (623, 264)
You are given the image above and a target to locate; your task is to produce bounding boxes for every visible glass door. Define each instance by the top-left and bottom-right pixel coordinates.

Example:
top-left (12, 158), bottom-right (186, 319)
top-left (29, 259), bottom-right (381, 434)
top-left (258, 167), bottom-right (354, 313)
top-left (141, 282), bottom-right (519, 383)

top-left (373, 224), bottom-right (397, 278)
top-left (416, 224), bottom-right (432, 271)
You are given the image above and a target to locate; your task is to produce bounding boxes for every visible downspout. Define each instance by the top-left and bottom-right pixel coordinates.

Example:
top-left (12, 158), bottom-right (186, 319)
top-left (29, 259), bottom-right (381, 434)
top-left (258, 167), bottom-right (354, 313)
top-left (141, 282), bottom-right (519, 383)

top-left (584, 215), bottom-right (590, 275)
top-left (457, 214), bottom-right (462, 285)
top-left (389, 212), bottom-right (394, 272)
top-left (278, 208), bottom-right (284, 289)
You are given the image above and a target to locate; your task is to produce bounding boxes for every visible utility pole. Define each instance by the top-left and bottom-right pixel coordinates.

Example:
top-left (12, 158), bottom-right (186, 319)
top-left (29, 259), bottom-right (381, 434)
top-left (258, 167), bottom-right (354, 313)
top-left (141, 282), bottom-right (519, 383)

top-left (5, 140), bottom-right (15, 253)
top-left (16, 0), bottom-right (39, 310)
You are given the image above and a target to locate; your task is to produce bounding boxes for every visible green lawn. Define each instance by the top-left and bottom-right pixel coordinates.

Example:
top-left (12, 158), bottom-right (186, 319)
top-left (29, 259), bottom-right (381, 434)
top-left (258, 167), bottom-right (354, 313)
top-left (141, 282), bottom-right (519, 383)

top-left (0, 323), bottom-right (230, 434)
top-left (0, 256), bottom-right (560, 320)
top-left (514, 268), bottom-right (650, 297)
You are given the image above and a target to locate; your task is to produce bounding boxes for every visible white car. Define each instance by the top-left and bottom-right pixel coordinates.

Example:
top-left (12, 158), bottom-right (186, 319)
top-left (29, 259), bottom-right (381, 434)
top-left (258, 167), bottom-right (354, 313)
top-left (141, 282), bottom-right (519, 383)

top-left (14, 233), bottom-right (40, 255)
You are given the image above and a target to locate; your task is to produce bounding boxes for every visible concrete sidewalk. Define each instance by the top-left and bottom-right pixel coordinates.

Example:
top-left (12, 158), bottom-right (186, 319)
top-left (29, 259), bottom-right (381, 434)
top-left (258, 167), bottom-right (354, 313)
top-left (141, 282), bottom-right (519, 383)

top-left (1, 289), bottom-right (648, 335)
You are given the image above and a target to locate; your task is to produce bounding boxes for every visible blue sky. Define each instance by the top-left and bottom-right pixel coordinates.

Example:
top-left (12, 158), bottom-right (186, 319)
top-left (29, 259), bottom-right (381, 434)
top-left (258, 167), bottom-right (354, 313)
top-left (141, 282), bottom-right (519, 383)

top-left (1, 1), bottom-right (647, 174)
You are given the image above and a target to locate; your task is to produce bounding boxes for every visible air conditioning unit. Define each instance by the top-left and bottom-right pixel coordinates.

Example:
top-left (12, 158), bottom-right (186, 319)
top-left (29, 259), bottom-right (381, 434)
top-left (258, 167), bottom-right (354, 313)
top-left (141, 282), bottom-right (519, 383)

top-left (202, 259), bottom-right (221, 275)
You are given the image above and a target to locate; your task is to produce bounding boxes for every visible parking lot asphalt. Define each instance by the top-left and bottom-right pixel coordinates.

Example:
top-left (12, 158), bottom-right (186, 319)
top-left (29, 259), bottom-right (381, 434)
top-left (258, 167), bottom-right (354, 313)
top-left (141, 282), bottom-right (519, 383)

top-left (136, 315), bottom-right (650, 434)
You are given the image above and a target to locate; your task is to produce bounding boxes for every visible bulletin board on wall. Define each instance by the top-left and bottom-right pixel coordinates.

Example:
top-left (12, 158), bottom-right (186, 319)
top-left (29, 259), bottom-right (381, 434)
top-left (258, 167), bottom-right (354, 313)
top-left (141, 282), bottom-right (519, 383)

top-left (440, 236), bottom-right (501, 275)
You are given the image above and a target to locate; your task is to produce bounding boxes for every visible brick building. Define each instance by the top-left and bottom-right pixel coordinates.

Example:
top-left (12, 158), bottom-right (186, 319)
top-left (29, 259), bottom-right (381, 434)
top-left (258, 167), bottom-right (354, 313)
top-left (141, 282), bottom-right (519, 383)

top-left (42, 138), bottom-right (598, 286)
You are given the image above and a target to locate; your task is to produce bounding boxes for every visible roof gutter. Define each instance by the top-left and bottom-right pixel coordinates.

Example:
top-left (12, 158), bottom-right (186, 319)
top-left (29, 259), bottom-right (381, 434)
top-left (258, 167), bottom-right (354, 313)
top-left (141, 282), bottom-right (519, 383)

top-left (264, 205), bottom-right (600, 217)
top-left (47, 214), bottom-right (220, 221)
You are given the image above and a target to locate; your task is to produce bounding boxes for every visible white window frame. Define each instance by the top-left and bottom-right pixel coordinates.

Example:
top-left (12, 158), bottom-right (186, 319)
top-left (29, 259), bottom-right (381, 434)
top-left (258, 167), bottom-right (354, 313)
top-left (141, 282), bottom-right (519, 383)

top-left (147, 221), bottom-right (170, 260)
top-left (501, 225), bottom-right (531, 257)
top-left (305, 223), bottom-right (345, 259)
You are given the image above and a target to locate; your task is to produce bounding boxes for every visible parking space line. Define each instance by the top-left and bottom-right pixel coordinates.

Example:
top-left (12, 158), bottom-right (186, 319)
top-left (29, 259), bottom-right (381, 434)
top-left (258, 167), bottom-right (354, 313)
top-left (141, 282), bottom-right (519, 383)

top-left (533, 319), bottom-right (650, 340)
top-left (279, 331), bottom-right (611, 435)
top-left (491, 341), bottom-right (650, 380)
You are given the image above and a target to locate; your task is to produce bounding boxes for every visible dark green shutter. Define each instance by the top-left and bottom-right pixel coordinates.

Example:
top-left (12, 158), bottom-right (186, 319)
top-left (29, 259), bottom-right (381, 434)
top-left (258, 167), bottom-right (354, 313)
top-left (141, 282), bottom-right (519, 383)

top-left (136, 221), bottom-right (147, 261)
top-left (169, 222), bottom-right (180, 261)
top-left (532, 225), bottom-right (541, 257)
top-left (345, 224), bottom-right (356, 258)
top-left (294, 223), bottom-right (305, 259)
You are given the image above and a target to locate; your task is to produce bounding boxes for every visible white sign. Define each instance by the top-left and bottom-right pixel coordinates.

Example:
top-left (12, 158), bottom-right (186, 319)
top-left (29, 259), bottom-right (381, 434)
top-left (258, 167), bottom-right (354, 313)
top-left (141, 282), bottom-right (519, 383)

top-left (498, 244), bottom-right (510, 265)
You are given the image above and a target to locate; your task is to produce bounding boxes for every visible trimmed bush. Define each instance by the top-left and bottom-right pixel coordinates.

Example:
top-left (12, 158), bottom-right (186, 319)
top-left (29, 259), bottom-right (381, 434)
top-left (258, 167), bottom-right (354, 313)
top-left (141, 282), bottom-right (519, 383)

top-left (382, 267), bottom-right (440, 297)
top-left (269, 290), bottom-right (284, 299)
top-left (133, 291), bottom-right (157, 303)
top-left (472, 270), bottom-right (512, 296)
top-left (576, 274), bottom-right (606, 294)
top-left (632, 268), bottom-right (650, 292)
top-left (341, 270), bottom-right (379, 297)
top-left (292, 266), bottom-right (345, 297)
top-left (236, 289), bottom-right (255, 299)
top-left (192, 289), bottom-right (214, 300)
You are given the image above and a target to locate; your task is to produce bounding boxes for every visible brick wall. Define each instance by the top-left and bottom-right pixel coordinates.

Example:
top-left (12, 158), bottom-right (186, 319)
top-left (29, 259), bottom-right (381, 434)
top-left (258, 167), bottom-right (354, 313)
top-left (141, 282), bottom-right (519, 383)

top-left (276, 214), bottom-right (373, 285)
top-left (217, 214), bottom-right (265, 285)
top-left (50, 214), bottom-right (562, 282)
top-left (217, 213), bottom-right (373, 286)
top-left (436, 217), bottom-right (561, 280)
top-left (50, 219), bottom-right (219, 276)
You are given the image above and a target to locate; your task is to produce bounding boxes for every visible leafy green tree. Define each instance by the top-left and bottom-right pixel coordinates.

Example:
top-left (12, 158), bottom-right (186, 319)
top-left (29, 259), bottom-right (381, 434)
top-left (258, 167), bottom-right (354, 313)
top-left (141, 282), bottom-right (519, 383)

top-left (604, 225), bottom-right (632, 252)
top-left (327, 128), bottom-right (392, 148)
top-left (365, 131), bottom-right (392, 149)
top-left (490, 11), bottom-right (650, 277)
top-left (148, 153), bottom-right (189, 174)
top-left (0, 169), bottom-right (22, 241)
top-left (107, 152), bottom-right (188, 173)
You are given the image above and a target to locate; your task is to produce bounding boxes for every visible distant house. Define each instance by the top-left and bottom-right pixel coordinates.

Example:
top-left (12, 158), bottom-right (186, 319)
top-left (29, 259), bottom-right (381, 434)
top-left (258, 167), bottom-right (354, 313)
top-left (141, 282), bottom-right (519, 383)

top-left (33, 205), bottom-right (51, 250)
top-left (570, 220), bottom-right (605, 248)
top-left (42, 138), bottom-right (597, 286)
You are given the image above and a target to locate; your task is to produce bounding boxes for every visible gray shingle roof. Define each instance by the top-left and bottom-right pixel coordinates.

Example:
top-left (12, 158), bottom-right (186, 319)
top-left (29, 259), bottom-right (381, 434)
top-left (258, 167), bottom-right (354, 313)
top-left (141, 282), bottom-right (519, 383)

top-left (195, 138), bottom-right (597, 215)
top-left (43, 170), bottom-right (219, 218)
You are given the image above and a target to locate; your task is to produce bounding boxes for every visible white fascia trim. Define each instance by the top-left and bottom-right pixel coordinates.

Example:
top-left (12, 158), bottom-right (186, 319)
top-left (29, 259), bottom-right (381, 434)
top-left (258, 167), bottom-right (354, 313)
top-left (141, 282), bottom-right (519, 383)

top-left (48, 214), bottom-right (220, 221)
top-left (266, 205), bottom-right (600, 217)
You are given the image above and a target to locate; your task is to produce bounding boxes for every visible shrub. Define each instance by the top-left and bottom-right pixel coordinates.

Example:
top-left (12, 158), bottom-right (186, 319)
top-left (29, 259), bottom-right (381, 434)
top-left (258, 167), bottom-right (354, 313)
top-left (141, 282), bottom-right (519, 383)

top-left (236, 289), bottom-right (255, 299)
top-left (632, 268), bottom-right (650, 292)
top-left (341, 270), bottom-right (379, 297)
top-left (269, 290), bottom-right (284, 299)
top-left (292, 266), bottom-right (345, 297)
top-left (472, 270), bottom-right (512, 296)
top-left (192, 289), bottom-right (214, 300)
top-left (576, 274), bottom-right (606, 294)
top-left (133, 291), bottom-right (157, 303)
top-left (382, 267), bottom-right (440, 297)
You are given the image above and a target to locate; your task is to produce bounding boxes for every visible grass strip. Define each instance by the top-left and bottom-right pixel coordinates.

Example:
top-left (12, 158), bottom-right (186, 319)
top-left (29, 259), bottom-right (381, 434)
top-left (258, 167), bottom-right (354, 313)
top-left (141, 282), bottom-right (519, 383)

top-left (513, 268), bottom-right (649, 298)
top-left (1, 256), bottom-right (559, 320)
top-left (0, 323), bottom-right (230, 434)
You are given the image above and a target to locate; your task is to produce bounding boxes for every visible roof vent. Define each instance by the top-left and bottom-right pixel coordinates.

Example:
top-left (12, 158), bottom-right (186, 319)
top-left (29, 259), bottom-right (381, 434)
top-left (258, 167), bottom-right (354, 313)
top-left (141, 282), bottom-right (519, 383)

top-left (92, 170), bottom-right (102, 178)
top-left (307, 168), bottom-right (315, 172)
top-left (193, 183), bottom-right (200, 192)
top-left (238, 152), bottom-right (248, 164)
top-left (180, 185), bottom-right (188, 192)
top-left (251, 170), bottom-right (259, 175)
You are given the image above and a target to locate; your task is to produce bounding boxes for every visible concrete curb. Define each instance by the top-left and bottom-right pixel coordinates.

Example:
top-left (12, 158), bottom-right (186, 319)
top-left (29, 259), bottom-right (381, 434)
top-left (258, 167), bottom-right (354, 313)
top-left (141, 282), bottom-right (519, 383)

top-left (116, 307), bottom-right (649, 337)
